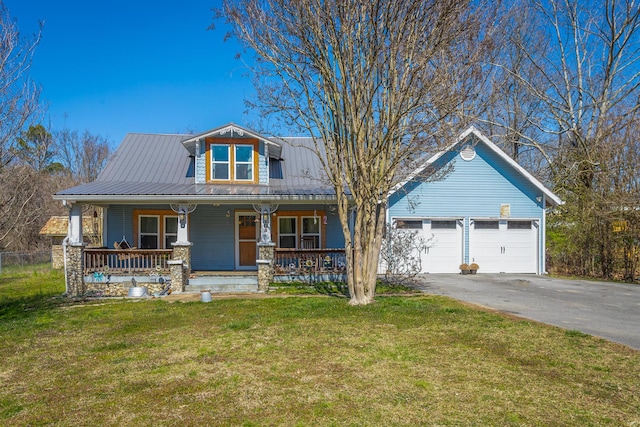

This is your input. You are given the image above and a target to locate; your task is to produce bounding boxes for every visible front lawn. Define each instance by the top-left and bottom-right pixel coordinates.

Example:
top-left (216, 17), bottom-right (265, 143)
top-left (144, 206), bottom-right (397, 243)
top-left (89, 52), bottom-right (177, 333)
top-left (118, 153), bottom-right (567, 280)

top-left (1, 267), bottom-right (639, 425)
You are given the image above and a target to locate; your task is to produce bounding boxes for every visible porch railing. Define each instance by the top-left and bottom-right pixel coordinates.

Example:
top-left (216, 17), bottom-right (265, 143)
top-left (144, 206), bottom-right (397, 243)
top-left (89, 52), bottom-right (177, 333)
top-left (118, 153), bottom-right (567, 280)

top-left (84, 248), bottom-right (172, 275)
top-left (274, 248), bottom-right (346, 275)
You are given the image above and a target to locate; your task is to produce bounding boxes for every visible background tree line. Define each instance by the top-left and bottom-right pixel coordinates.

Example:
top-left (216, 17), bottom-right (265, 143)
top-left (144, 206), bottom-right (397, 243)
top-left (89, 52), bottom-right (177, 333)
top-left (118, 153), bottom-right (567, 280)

top-left (0, 3), bottom-right (111, 252)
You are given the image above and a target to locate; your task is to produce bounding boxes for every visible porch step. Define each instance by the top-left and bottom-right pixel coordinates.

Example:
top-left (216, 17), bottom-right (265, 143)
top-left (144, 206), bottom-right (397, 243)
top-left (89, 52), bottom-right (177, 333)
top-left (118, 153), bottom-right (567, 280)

top-left (186, 275), bottom-right (259, 293)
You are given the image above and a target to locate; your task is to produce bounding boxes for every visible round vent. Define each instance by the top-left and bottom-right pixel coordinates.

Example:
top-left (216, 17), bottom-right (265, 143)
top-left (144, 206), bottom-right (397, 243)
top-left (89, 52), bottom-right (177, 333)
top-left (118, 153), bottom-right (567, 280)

top-left (460, 145), bottom-right (476, 161)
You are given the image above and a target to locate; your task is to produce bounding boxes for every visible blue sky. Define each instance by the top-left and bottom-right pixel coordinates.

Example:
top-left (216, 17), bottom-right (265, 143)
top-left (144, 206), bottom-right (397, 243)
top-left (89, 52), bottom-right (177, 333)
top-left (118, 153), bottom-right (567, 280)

top-left (5, 0), bottom-right (257, 146)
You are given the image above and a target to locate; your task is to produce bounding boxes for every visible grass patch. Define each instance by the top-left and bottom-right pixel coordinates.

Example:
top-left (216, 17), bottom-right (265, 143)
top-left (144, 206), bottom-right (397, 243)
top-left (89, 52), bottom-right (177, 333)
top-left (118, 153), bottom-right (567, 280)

top-left (271, 280), bottom-right (418, 296)
top-left (1, 267), bottom-right (639, 425)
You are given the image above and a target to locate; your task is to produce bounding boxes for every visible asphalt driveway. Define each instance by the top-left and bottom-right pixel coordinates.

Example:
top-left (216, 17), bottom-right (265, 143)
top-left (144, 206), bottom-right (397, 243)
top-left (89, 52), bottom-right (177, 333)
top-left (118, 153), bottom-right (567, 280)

top-left (413, 274), bottom-right (640, 350)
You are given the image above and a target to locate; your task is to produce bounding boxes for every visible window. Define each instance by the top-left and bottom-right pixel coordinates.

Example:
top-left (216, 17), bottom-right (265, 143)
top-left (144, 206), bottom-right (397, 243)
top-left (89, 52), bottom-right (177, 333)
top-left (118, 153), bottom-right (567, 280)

top-left (207, 138), bottom-right (258, 183)
top-left (139, 215), bottom-right (159, 249)
top-left (395, 219), bottom-right (423, 229)
top-left (431, 220), bottom-right (456, 229)
top-left (211, 144), bottom-right (230, 180)
top-left (474, 220), bottom-right (499, 229)
top-left (508, 220), bottom-right (532, 230)
top-left (273, 211), bottom-right (326, 249)
top-left (301, 217), bottom-right (321, 248)
top-left (235, 145), bottom-right (254, 181)
top-left (133, 210), bottom-right (180, 249)
top-left (165, 216), bottom-right (178, 248)
top-left (278, 217), bottom-right (297, 248)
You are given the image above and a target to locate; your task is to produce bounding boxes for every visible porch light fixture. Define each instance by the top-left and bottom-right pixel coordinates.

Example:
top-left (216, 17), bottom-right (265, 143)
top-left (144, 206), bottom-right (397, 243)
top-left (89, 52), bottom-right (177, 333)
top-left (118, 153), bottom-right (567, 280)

top-left (178, 208), bottom-right (187, 228)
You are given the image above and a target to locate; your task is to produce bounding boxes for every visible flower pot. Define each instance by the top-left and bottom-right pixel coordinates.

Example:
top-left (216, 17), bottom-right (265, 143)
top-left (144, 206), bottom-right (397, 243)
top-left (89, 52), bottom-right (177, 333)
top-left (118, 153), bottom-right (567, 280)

top-left (470, 270), bottom-right (477, 275)
top-left (461, 270), bottom-right (470, 275)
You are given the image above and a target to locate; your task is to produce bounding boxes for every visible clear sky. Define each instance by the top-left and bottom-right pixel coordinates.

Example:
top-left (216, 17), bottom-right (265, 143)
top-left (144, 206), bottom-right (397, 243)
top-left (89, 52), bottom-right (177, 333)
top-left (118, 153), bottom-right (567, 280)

top-left (4, 0), bottom-right (257, 146)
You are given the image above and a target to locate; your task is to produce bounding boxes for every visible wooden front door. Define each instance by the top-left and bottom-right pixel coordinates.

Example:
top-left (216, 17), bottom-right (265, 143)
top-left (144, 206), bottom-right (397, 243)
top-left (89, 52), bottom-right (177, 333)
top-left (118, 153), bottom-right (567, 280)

top-left (236, 213), bottom-right (259, 269)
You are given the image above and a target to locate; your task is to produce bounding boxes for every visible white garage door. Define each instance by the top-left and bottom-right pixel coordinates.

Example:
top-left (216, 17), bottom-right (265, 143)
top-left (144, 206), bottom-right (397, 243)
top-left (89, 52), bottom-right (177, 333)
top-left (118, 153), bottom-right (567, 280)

top-left (394, 218), bottom-right (463, 273)
top-left (469, 219), bottom-right (538, 273)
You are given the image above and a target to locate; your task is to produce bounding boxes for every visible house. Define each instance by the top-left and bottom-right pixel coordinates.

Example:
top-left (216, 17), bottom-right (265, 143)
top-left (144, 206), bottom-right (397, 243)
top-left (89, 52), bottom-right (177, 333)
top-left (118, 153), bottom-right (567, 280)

top-left (54, 123), bottom-right (560, 297)
top-left (387, 126), bottom-right (561, 274)
top-left (39, 214), bottom-right (101, 269)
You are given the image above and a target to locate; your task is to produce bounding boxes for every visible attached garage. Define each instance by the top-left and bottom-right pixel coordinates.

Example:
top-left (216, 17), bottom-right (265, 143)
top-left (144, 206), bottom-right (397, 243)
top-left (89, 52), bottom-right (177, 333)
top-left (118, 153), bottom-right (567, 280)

top-left (386, 126), bottom-right (562, 275)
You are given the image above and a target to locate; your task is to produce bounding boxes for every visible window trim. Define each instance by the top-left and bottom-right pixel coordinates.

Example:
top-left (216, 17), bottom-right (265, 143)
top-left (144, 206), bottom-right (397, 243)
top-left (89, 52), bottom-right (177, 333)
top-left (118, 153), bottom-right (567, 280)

top-left (272, 210), bottom-right (326, 249)
top-left (133, 209), bottom-right (183, 249)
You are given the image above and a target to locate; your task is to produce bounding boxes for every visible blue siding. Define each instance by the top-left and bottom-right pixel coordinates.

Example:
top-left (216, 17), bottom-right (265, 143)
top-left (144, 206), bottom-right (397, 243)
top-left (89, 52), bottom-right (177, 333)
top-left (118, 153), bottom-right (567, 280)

top-left (259, 141), bottom-right (268, 185)
top-left (389, 144), bottom-right (544, 218)
top-left (190, 205), bottom-right (237, 270)
top-left (106, 205), bottom-right (136, 248)
top-left (324, 211), bottom-right (344, 248)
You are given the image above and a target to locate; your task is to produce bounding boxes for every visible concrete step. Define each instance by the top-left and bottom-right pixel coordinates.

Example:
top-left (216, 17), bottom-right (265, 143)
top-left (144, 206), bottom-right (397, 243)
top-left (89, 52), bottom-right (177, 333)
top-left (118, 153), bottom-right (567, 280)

top-left (186, 276), bottom-right (259, 293)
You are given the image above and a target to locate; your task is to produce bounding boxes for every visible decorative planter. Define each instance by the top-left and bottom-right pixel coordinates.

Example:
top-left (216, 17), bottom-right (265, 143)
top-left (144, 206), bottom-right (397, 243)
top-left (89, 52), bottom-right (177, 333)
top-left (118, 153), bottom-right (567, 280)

top-left (470, 270), bottom-right (477, 275)
top-left (461, 269), bottom-right (470, 275)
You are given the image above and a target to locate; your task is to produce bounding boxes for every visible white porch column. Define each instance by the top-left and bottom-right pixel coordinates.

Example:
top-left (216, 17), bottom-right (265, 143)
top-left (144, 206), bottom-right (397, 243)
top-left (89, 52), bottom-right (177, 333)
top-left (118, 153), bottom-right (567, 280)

top-left (68, 202), bottom-right (83, 244)
top-left (259, 204), bottom-right (273, 244)
top-left (176, 204), bottom-right (190, 243)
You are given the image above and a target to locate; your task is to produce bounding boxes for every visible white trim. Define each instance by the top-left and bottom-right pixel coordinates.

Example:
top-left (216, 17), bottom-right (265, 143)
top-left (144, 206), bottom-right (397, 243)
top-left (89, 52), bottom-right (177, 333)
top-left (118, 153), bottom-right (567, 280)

top-left (182, 123), bottom-right (281, 148)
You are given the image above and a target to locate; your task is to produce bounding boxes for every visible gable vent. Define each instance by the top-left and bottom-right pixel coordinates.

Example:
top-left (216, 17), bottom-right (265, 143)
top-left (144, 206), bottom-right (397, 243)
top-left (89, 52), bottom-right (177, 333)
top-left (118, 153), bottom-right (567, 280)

top-left (460, 145), bottom-right (476, 161)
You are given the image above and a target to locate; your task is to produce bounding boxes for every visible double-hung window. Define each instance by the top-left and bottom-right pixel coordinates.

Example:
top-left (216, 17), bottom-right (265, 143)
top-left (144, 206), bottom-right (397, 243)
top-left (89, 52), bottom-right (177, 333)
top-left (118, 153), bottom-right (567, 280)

top-left (235, 145), bottom-right (254, 181)
top-left (278, 217), bottom-right (297, 248)
top-left (210, 144), bottom-right (230, 180)
top-left (301, 217), bottom-right (321, 249)
top-left (139, 215), bottom-right (160, 249)
top-left (164, 216), bottom-right (178, 248)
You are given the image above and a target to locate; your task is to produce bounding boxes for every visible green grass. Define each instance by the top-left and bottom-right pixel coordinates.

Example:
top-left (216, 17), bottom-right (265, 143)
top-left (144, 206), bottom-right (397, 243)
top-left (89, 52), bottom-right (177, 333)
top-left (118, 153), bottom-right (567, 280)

top-left (1, 267), bottom-right (639, 426)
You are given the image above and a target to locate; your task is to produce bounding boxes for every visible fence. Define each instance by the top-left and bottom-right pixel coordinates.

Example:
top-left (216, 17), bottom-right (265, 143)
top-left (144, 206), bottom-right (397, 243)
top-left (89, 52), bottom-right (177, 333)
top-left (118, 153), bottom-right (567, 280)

top-left (0, 251), bottom-right (52, 274)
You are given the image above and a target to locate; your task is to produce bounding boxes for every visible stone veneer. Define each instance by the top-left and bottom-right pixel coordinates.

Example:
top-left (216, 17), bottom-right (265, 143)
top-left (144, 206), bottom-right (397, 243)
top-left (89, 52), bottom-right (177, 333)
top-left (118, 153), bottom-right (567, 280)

top-left (85, 280), bottom-right (169, 297)
top-left (51, 245), bottom-right (64, 269)
top-left (257, 242), bottom-right (275, 292)
top-left (65, 243), bottom-right (86, 297)
top-left (171, 242), bottom-right (192, 277)
top-left (168, 260), bottom-right (188, 292)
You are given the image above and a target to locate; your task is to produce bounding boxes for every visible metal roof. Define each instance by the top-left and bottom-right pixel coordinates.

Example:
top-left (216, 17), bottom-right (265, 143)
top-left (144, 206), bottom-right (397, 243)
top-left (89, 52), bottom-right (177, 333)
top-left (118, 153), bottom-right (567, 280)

top-left (54, 131), bottom-right (336, 203)
top-left (97, 133), bottom-right (193, 185)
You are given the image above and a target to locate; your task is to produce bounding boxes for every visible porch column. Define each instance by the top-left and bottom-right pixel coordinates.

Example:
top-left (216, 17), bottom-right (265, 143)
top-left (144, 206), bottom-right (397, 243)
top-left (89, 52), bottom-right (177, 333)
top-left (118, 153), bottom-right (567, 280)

top-left (259, 204), bottom-right (273, 244)
top-left (65, 202), bottom-right (86, 297)
top-left (172, 204), bottom-right (193, 277)
top-left (257, 242), bottom-right (275, 292)
top-left (171, 242), bottom-right (192, 278)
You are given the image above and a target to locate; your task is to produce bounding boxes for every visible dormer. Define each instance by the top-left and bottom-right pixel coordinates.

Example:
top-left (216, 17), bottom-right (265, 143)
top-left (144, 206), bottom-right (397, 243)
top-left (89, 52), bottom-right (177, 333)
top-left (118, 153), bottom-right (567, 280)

top-left (181, 123), bottom-right (282, 185)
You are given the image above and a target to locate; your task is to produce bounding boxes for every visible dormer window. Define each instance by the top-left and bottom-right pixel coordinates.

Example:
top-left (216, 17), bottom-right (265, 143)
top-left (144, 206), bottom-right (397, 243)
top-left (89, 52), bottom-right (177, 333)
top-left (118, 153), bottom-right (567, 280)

top-left (206, 138), bottom-right (258, 183)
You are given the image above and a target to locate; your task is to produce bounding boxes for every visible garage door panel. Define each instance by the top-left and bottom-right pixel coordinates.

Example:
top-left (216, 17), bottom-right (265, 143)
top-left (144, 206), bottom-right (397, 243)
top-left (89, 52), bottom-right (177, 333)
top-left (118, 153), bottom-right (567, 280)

top-left (470, 219), bottom-right (538, 273)
top-left (424, 226), bottom-right (462, 273)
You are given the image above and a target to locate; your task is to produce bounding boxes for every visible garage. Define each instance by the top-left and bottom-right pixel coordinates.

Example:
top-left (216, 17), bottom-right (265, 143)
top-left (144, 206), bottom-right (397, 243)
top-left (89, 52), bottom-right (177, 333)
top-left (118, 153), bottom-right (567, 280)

top-left (469, 219), bottom-right (538, 273)
top-left (395, 218), bottom-right (463, 273)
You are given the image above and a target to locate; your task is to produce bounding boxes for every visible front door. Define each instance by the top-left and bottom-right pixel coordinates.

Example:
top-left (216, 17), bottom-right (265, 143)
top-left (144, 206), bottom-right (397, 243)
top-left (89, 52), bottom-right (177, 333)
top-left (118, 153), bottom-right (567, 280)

top-left (236, 213), bottom-right (259, 270)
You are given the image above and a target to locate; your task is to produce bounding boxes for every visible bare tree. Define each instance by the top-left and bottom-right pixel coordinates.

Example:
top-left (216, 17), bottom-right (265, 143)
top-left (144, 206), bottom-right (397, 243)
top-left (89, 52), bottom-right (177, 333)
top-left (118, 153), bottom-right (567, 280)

top-left (0, 3), bottom-right (41, 170)
top-left (494, 0), bottom-right (640, 279)
top-left (220, 0), bottom-right (493, 304)
top-left (55, 128), bottom-right (111, 183)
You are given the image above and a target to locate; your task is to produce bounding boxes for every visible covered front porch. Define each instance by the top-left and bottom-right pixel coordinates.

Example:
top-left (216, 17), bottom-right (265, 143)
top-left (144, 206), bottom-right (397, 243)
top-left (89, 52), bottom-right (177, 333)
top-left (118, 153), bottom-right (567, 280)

top-left (62, 201), bottom-right (347, 297)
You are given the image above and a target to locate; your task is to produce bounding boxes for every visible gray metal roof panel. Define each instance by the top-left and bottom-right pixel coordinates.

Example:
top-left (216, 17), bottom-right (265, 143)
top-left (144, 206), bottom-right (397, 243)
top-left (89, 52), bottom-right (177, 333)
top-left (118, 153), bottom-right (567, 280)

top-left (98, 133), bottom-right (193, 185)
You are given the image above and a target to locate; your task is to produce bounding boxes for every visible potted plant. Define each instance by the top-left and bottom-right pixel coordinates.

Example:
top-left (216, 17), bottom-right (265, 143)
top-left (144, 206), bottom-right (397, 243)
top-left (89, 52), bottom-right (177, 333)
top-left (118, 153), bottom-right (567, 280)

top-left (459, 263), bottom-right (470, 275)
top-left (469, 263), bottom-right (479, 274)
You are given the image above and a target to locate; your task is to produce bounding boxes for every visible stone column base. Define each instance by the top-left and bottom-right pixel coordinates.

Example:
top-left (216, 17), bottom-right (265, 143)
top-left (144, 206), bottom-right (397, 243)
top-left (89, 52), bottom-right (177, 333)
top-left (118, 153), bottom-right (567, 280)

top-left (168, 260), bottom-right (187, 292)
top-left (171, 242), bottom-right (192, 278)
top-left (257, 242), bottom-right (275, 292)
top-left (65, 242), bottom-right (86, 297)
